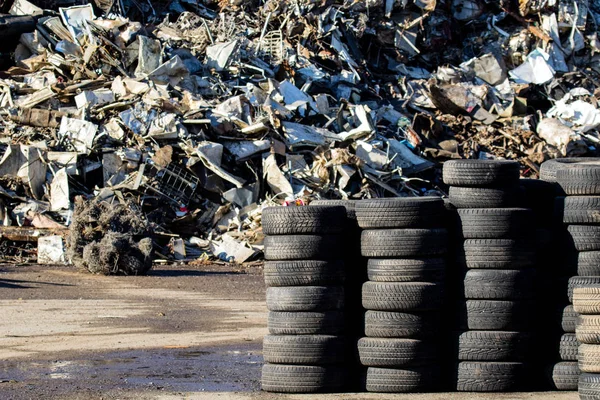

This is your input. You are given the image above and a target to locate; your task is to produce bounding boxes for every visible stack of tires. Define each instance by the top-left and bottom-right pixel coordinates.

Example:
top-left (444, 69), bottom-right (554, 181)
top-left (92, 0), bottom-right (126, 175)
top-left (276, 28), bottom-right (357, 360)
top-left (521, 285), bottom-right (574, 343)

top-left (538, 159), bottom-right (590, 390)
top-left (310, 199), bottom-right (365, 390)
top-left (444, 159), bottom-right (536, 392)
top-left (552, 163), bottom-right (600, 389)
top-left (355, 197), bottom-right (448, 393)
top-left (520, 176), bottom-right (566, 390)
top-left (260, 205), bottom-right (348, 393)
top-left (573, 285), bottom-right (600, 399)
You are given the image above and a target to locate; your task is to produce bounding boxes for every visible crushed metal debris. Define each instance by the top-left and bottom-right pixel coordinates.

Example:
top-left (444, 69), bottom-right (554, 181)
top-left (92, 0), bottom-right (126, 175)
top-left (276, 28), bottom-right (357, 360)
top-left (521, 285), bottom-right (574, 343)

top-left (0, 0), bottom-right (597, 267)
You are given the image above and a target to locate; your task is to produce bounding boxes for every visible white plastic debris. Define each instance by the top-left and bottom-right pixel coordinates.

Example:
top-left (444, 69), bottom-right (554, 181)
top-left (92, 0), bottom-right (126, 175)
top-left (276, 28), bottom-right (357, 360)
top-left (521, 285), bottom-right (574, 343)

top-left (37, 235), bottom-right (67, 265)
top-left (58, 117), bottom-right (98, 155)
top-left (547, 100), bottom-right (600, 133)
top-left (509, 48), bottom-right (555, 84)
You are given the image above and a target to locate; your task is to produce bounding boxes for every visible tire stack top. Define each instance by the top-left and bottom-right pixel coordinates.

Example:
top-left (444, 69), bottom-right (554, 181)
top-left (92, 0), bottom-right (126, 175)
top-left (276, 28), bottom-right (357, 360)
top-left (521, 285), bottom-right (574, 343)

top-left (573, 285), bottom-right (600, 399)
top-left (261, 205), bottom-right (348, 393)
top-left (356, 197), bottom-right (447, 393)
top-left (444, 159), bottom-right (536, 392)
top-left (551, 160), bottom-right (600, 391)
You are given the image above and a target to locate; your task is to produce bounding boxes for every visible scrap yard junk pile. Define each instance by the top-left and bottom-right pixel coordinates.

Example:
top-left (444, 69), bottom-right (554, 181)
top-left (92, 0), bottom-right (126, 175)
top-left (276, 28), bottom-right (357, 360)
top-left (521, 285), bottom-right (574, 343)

top-left (1, 0), bottom-right (600, 267)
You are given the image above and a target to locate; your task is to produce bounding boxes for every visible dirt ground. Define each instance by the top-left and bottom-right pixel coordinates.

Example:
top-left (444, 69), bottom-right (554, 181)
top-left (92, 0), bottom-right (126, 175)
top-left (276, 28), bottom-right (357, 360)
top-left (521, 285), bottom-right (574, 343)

top-left (0, 264), bottom-right (579, 400)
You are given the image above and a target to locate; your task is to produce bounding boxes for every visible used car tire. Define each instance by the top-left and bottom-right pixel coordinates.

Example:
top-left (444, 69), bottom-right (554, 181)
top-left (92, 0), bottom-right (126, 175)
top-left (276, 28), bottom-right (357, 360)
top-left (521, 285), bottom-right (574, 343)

top-left (574, 286), bottom-right (600, 314)
top-left (456, 361), bottom-right (524, 392)
top-left (550, 362), bottom-right (579, 390)
top-left (557, 165), bottom-right (600, 195)
top-left (578, 252), bottom-right (600, 276)
top-left (540, 158), bottom-right (600, 183)
top-left (361, 229), bottom-right (447, 258)
top-left (358, 337), bottom-right (436, 367)
top-left (261, 364), bottom-right (344, 393)
top-left (560, 333), bottom-right (579, 361)
top-left (268, 311), bottom-right (344, 335)
top-left (448, 186), bottom-right (521, 209)
top-left (579, 344), bottom-right (600, 372)
top-left (355, 197), bottom-right (445, 229)
top-left (462, 269), bottom-right (536, 300)
top-left (264, 235), bottom-right (342, 260)
top-left (579, 372), bottom-right (600, 399)
top-left (442, 160), bottom-right (520, 187)
top-left (364, 310), bottom-right (439, 338)
top-left (263, 260), bottom-right (345, 287)
top-left (578, 315), bottom-right (600, 345)
top-left (367, 258), bottom-right (445, 282)
top-left (458, 300), bottom-right (531, 330)
top-left (266, 286), bottom-right (344, 311)
top-left (462, 239), bottom-right (535, 269)
top-left (562, 305), bottom-right (578, 333)
top-left (564, 196), bottom-right (600, 224)
top-left (568, 277), bottom-right (600, 302)
top-left (262, 206), bottom-right (346, 235)
top-left (263, 334), bottom-right (345, 365)
top-left (365, 366), bottom-right (440, 393)
top-left (568, 225), bottom-right (600, 251)
top-left (457, 331), bottom-right (531, 361)
top-left (457, 208), bottom-right (533, 239)
top-left (362, 281), bottom-right (443, 312)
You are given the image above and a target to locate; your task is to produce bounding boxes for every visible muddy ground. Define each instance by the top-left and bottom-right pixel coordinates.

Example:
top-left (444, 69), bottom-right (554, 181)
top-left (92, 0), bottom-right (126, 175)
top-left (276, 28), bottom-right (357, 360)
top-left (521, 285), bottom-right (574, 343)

top-left (0, 264), bottom-right (578, 400)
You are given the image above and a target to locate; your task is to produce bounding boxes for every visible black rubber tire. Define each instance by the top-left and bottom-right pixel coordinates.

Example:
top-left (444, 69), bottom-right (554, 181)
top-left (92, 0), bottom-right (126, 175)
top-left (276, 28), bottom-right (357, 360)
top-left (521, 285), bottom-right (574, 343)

top-left (579, 372), bottom-right (600, 399)
top-left (462, 239), bottom-right (535, 269)
top-left (457, 331), bottom-right (531, 361)
top-left (263, 335), bottom-right (345, 365)
top-left (364, 311), bottom-right (439, 338)
top-left (562, 305), bottom-right (578, 333)
top-left (458, 300), bottom-right (531, 330)
top-left (310, 199), bottom-right (356, 220)
top-left (569, 225), bottom-right (600, 251)
top-left (557, 165), bottom-right (600, 195)
top-left (564, 197), bottom-right (600, 225)
top-left (520, 177), bottom-right (560, 202)
top-left (355, 197), bottom-right (445, 229)
top-left (574, 286), bottom-right (600, 314)
top-left (264, 235), bottom-right (342, 260)
top-left (365, 366), bottom-right (440, 393)
top-left (442, 159), bottom-right (520, 187)
top-left (579, 252), bottom-right (600, 276)
top-left (268, 311), bottom-right (344, 335)
top-left (361, 229), bottom-right (447, 258)
top-left (579, 344), bottom-right (600, 373)
top-left (367, 258), bottom-right (445, 282)
top-left (540, 158), bottom-right (600, 183)
top-left (357, 338), bottom-right (436, 367)
top-left (263, 260), bottom-right (345, 287)
top-left (448, 186), bottom-right (521, 209)
top-left (456, 362), bottom-right (525, 392)
top-left (362, 282), bottom-right (443, 312)
top-left (462, 269), bottom-right (536, 300)
top-left (535, 228), bottom-right (554, 252)
top-left (550, 362), bottom-right (579, 390)
top-left (262, 206), bottom-right (346, 235)
top-left (560, 333), bottom-right (579, 361)
top-left (261, 364), bottom-right (344, 393)
top-left (578, 316), bottom-right (600, 345)
top-left (456, 208), bottom-right (533, 239)
top-left (520, 178), bottom-right (560, 226)
top-left (568, 277), bottom-right (600, 302)
top-left (266, 286), bottom-right (344, 311)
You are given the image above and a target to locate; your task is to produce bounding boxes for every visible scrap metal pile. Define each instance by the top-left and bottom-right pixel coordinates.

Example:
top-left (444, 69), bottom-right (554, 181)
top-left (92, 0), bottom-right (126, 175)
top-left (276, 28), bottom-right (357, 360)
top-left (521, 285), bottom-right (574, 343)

top-left (0, 0), bottom-right (598, 268)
